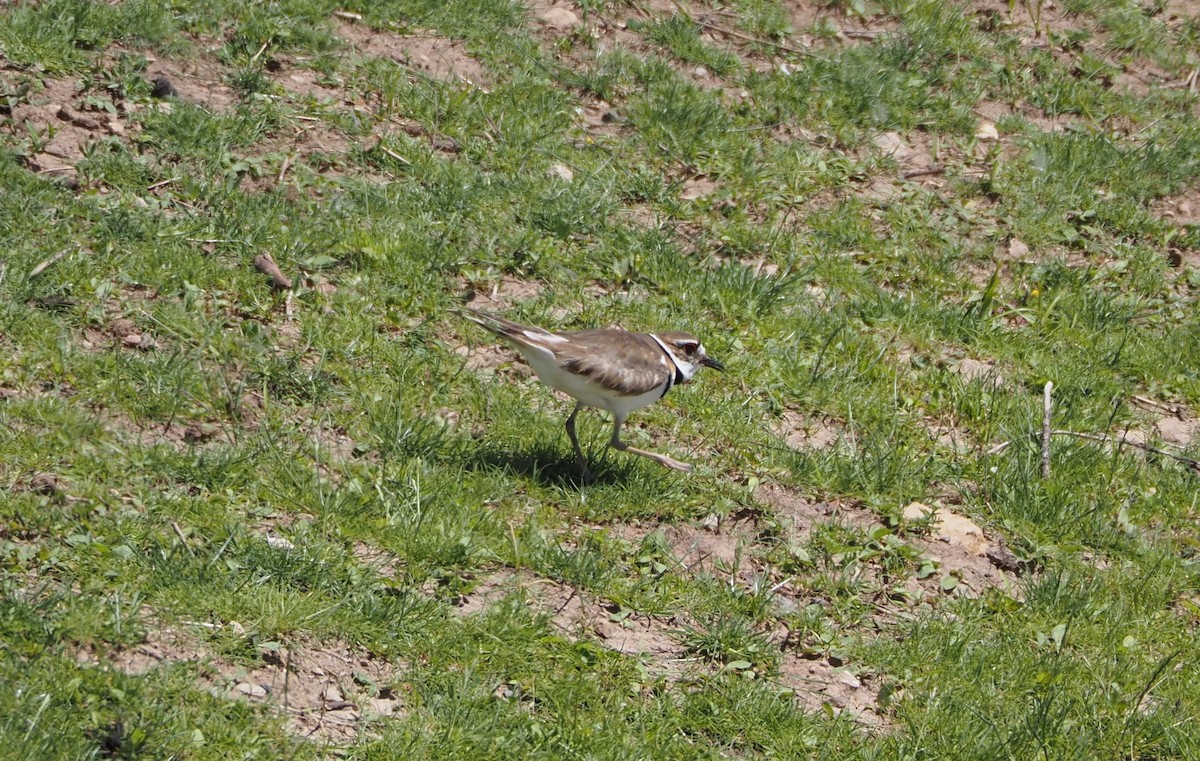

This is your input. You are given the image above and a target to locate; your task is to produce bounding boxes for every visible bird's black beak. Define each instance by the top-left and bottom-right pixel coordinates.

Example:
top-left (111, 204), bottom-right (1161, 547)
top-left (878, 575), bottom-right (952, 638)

top-left (701, 356), bottom-right (725, 371)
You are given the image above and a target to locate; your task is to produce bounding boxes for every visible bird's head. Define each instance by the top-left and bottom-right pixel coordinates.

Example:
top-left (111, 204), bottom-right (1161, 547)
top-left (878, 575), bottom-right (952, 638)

top-left (655, 332), bottom-right (725, 382)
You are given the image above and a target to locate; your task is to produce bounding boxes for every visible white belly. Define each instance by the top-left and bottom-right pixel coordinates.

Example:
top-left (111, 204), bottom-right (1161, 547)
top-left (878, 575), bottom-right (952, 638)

top-left (516, 344), bottom-right (666, 419)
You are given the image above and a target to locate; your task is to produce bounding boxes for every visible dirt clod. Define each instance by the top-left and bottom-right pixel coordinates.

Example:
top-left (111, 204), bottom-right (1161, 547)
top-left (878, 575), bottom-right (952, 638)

top-left (29, 472), bottom-right (62, 495)
top-left (150, 76), bottom-right (177, 98)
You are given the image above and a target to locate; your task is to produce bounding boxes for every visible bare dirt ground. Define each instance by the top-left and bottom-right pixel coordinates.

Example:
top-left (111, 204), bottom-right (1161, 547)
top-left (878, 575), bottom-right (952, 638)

top-left (334, 21), bottom-right (486, 87)
top-left (72, 618), bottom-right (405, 743)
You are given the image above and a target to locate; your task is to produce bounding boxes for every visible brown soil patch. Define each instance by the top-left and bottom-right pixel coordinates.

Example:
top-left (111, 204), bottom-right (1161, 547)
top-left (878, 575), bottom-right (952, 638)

top-left (548, 588), bottom-right (686, 673)
top-left (212, 639), bottom-right (405, 742)
top-left (101, 411), bottom-right (237, 451)
top-left (659, 518), bottom-right (756, 576)
top-left (756, 483), bottom-right (877, 539)
top-left (453, 568), bottom-right (691, 674)
top-left (461, 275), bottom-right (543, 310)
top-left (783, 0), bottom-right (900, 47)
top-left (441, 559), bottom-right (893, 722)
top-left (970, 0), bottom-right (1192, 95)
top-left (951, 355), bottom-right (1005, 387)
top-left (571, 550), bottom-right (892, 724)
top-left (773, 410), bottom-right (841, 451)
top-left (335, 22), bottom-right (486, 86)
top-left (1154, 416), bottom-right (1200, 447)
top-left (589, 608), bottom-right (680, 663)
top-left (573, 98), bottom-right (626, 139)
top-left (453, 569), bottom-right (531, 616)
top-left (272, 119), bottom-right (348, 162)
top-left (352, 541), bottom-right (404, 581)
top-left (143, 50), bottom-right (238, 112)
top-left (870, 131), bottom-right (937, 174)
top-left (527, 0), bottom-right (585, 34)
top-left (75, 612), bottom-right (405, 743)
top-left (901, 502), bottom-right (1022, 599)
top-left (760, 485), bottom-right (1020, 598)
top-left (453, 342), bottom-right (535, 376)
top-left (680, 175), bottom-right (722, 201)
top-left (1129, 397), bottom-right (1200, 448)
top-left (232, 120), bottom-right (356, 193)
top-left (528, 0), bottom-right (669, 42)
top-left (610, 514), bottom-right (761, 580)
top-left (553, 599), bottom-right (693, 678)
top-left (1152, 192), bottom-right (1200, 228)
top-left (531, 1), bottom-right (756, 94)
top-left (74, 618), bottom-right (207, 677)
top-left (274, 62), bottom-right (345, 103)
top-left (657, 518), bottom-right (748, 571)
top-left (6, 77), bottom-right (107, 179)
top-left (858, 176), bottom-right (910, 204)
top-left (974, 99), bottom-right (1075, 134)
top-left (923, 420), bottom-right (973, 455)
top-left (305, 421), bottom-right (359, 462)
top-left (775, 651), bottom-right (888, 727)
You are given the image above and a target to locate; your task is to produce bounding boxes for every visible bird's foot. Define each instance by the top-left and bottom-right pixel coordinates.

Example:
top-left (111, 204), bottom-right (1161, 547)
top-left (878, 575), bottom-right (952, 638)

top-left (616, 443), bottom-right (694, 473)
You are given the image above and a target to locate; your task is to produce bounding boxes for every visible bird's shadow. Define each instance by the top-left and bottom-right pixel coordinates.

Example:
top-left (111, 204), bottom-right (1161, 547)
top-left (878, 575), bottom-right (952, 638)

top-left (461, 440), bottom-right (653, 489)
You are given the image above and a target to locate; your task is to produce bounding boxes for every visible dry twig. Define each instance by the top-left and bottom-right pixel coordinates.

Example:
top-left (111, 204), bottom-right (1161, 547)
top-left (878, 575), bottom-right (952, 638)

top-left (697, 20), bottom-right (813, 57)
top-left (277, 155), bottom-right (292, 185)
top-left (1050, 430), bottom-right (1200, 472)
top-left (987, 429), bottom-right (1200, 473)
top-left (1041, 381), bottom-right (1053, 479)
top-left (902, 166), bottom-right (946, 180)
top-left (1131, 395), bottom-right (1182, 416)
top-left (29, 250), bottom-right (66, 278)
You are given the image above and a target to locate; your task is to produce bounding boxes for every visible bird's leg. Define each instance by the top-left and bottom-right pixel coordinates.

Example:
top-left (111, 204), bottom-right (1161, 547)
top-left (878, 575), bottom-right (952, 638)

top-left (608, 415), bottom-right (694, 473)
top-left (565, 402), bottom-right (593, 481)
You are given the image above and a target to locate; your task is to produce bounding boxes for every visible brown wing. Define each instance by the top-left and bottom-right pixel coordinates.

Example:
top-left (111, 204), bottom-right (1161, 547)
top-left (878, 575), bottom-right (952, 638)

top-left (556, 330), bottom-right (672, 397)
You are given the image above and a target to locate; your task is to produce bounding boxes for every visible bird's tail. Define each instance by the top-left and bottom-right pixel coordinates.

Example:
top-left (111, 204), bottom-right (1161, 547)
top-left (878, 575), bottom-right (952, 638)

top-left (458, 303), bottom-right (525, 336)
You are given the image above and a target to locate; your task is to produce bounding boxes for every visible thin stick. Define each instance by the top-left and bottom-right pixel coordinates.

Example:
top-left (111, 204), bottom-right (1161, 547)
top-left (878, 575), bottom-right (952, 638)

top-left (902, 166), bottom-right (946, 180)
top-left (1165, 69), bottom-right (1198, 90)
top-left (697, 21), bottom-right (813, 57)
top-left (1041, 381), bottom-right (1053, 479)
top-left (986, 440), bottom-right (1011, 456)
top-left (29, 250), bottom-right (66, 278)
top-left (1050, 430), bottom-right (1200, 471)
top-left (379, 145), bottom-right (411, 165)
top-left (276, 155), bottom-right (292, 185)
top-left (170, 521), bottom-right (194, 555)
top-left (769, 576), bottom-right (795, 594)
top-left (989, 430), bottom-right (1200, 471)
top-left (1131, 395), bottom-right (1180, 416)
top-left (146, 177), bottom-right (180, 191)
top-left (253, 253), bottom-right (293, 291)
top-left (332, 10), bottom-right (362, 21)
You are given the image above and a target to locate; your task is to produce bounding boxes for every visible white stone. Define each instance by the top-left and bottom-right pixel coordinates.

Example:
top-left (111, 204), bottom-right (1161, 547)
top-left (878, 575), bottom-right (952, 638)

top-left (547, 163), bottom-right (574, 182)
top-left (539, 6), bottom-right (580, 29)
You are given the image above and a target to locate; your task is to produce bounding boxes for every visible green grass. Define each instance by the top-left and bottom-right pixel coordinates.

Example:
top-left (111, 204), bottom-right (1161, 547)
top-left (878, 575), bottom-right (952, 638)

top-left (2, 0), bottom-right (1200, 757)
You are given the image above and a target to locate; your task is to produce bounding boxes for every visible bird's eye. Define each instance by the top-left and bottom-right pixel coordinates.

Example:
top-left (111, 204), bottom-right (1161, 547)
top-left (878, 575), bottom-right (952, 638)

top-left (682, 343), bottom-right (698, 355)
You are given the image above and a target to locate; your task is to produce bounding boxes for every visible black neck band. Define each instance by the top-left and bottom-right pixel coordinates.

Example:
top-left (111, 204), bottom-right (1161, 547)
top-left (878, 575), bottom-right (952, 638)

top-left (652, 336), bottom-right (686, 399)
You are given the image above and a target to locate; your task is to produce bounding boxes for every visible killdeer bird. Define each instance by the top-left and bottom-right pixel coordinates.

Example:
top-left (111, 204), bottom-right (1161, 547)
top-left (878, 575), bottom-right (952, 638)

top-left (461, 307), bottom-right (724, 478)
